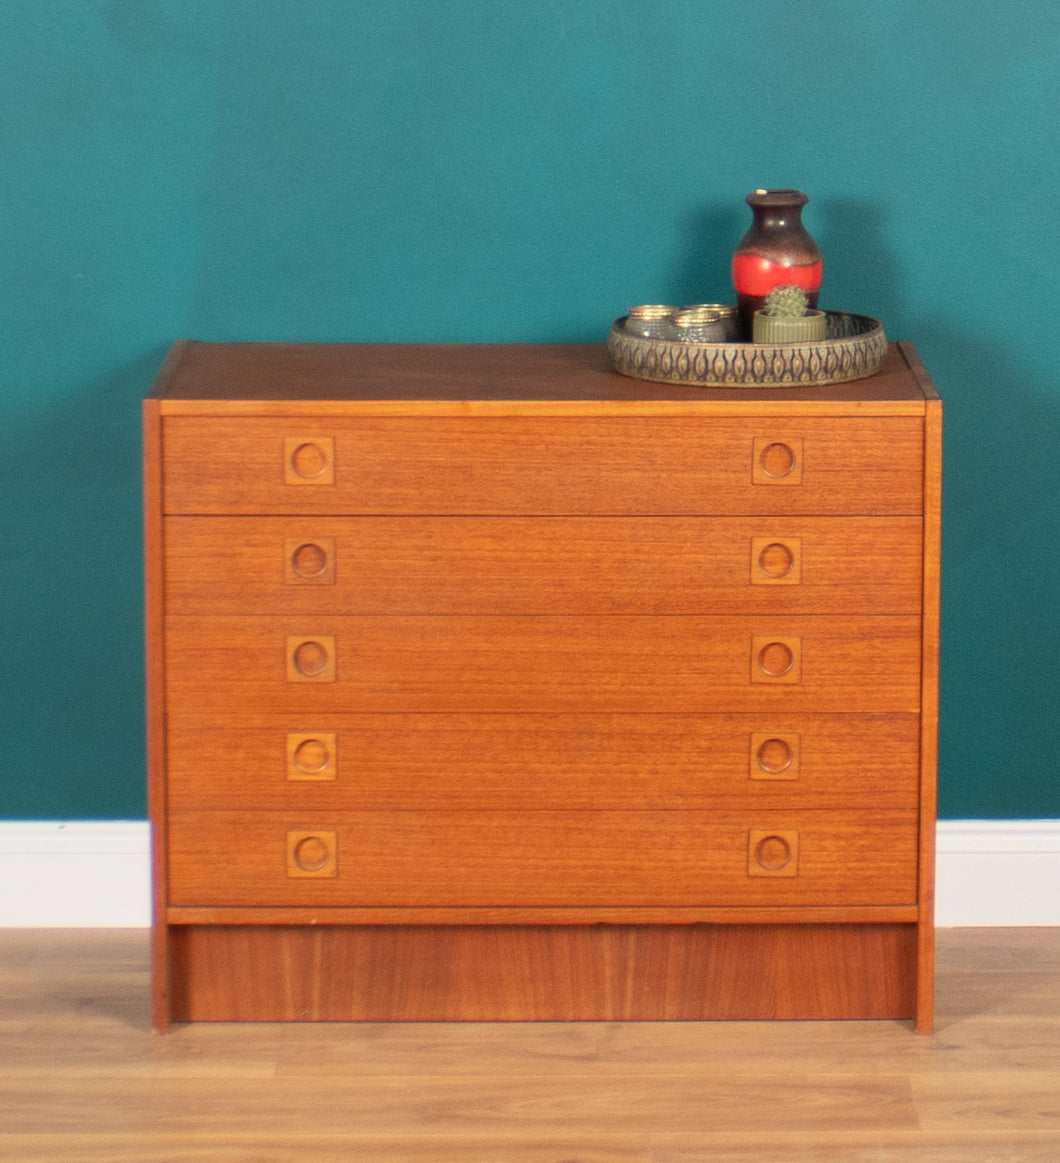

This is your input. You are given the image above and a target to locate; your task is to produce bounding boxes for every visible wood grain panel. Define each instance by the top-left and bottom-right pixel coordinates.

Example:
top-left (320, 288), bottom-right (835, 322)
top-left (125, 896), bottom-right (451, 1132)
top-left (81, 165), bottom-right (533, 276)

top-left (164, 712), bottom-right (921, 810)
top-left (166, 809), bottom-right (919, 908)
top-left (167, 922), bottom-right (919, 1021)
top-left (163, 614), bottom-right (923, 714)
top-left (166, 903), bottom-right (921, 926)
top-left (164, 515), bottom-right (924, 615)
top-left (147, 339), bottom-right (931, 409)
top-left (917, 376), bottom-right (944, 1032)
top-left (161, 415), bottom-right (924, 516)
top-left (142, 396), bottom-right (171, 1033)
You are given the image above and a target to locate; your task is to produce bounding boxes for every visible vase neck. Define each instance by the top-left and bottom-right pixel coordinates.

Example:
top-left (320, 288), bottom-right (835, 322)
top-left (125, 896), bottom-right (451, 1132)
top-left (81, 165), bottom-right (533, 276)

top-left (751, 206), bottom-right (806, 232)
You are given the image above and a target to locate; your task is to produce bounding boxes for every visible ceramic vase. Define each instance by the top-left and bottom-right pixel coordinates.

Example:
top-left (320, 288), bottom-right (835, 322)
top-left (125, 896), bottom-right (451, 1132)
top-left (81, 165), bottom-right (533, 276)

top-left (732, 188), bottom-right (822, 338)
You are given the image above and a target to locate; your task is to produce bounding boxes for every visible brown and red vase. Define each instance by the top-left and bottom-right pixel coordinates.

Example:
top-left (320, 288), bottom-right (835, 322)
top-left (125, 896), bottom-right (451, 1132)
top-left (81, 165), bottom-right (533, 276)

top-left (732, 188), bottom-right (822, 338)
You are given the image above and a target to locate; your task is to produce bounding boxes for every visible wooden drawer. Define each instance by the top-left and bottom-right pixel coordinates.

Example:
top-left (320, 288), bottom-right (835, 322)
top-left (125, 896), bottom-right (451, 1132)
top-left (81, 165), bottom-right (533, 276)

top-left (165, 516), bottom-right (924, 616)
top-left (161, 415), bottom-right (925, 516)
top-left (164, 614), bottom-right (923, 714)
top-left (167, 809), bottom-right (918, 909)
top-left (165, 712), bottom-right (921, 811)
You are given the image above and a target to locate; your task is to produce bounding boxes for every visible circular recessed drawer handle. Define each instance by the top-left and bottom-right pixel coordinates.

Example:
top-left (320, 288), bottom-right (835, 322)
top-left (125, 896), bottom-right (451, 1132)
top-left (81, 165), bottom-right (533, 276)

top-left (761, 443), bottom-right (795, 478)
top-left (759, 541), bottom-right (794, 576)
top-left (748, 829), bottom-right (800, 877)
top-left (294, 641), bottom-right (329, 675)
top-left (292, 543), bottom-right (328, 577)
top-left (283, 436), bottom-right (335, 485)
top-left (752, 437), bottom-right (804, 485)
top-left (287, 830), bottom-right (338, 878)
top-left (285, 538), bottom-right (337, 585)
top-left (286, 732), bottom-right (337, 781)
top-left (286, 636), bottom-right (337, 682)
top-left (759, 641), bottom-right (793, 676)
top-left (751, 635), bottom-right (802, 684)
top-left (750, 733), bottom-right (801, 780)
top-left (750, 537), bottom-right (802, 585)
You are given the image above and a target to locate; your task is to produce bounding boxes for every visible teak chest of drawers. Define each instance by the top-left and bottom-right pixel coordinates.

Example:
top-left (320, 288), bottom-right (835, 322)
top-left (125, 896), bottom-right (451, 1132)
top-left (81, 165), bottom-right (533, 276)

top-left (144, 340), bottom-right (941, 1031)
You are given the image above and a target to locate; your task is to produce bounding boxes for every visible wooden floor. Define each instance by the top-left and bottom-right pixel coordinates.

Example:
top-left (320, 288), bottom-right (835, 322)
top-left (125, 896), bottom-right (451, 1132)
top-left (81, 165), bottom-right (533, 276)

top-left (1, 929), bottom-right (1058, 1161)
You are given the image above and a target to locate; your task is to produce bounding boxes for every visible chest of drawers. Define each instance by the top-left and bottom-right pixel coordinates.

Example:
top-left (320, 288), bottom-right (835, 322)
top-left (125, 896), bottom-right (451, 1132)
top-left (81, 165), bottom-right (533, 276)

top-left (144, 340), bottom-right (941, 1030)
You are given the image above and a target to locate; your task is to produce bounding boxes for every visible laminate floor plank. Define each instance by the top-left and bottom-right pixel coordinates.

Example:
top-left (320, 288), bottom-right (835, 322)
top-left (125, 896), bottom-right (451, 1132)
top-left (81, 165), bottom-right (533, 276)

top-left (273, 1013), bottom-right (1060, 1077)
top-left (0, 1074), bottom-right (918, 1134)
top-left (1, 928), bottom-right (1059, 1160)
top-left (651, 1131), bottom-right (1060, 1162)
top-left (4, 1135), bottom-right (1060, 1163)
top-left (0, 1137), bottom-right (656, 1163)
top-left (911, 1073), bottom-right (1060, 1132)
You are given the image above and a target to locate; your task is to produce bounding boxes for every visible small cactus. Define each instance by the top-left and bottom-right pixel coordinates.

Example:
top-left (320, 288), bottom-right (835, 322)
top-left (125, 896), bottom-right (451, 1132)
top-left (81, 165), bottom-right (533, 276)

top-left (762, 284), bottom-right (809, 317)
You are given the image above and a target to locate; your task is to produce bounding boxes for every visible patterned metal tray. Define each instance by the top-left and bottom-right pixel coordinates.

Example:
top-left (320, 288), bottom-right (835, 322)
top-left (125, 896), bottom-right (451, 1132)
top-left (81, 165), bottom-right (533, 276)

top-left (607, 311), bottom-right (886, 387)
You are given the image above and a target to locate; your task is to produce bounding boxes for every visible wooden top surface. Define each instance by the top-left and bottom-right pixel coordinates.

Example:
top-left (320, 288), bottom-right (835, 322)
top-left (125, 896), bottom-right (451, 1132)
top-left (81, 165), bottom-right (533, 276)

top-left (148, 339), bottom-right (938, 416)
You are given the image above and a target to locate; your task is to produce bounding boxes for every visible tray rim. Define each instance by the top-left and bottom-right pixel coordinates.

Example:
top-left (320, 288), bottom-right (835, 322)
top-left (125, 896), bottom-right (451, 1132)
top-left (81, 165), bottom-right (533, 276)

top-left (608, 310), bottom-right (887, 388)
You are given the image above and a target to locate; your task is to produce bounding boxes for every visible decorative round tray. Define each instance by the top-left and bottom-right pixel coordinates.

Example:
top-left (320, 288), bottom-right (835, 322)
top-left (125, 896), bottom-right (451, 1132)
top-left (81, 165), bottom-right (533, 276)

top-left (608, 311), bottom-right (886, 387)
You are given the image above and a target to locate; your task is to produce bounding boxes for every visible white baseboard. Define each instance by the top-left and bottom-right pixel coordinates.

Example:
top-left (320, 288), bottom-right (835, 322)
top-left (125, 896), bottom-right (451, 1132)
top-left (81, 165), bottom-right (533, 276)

top-left (935, 820), bottom-right (1060, 926)
top-left (0, 822), bottom-right (151, 928)
top-left (1, 820), bottom-right (1058, 928)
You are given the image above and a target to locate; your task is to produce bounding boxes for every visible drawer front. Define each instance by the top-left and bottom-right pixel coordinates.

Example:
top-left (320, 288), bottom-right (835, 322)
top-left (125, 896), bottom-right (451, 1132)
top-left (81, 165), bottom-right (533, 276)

top-left (161, 416), bottom-right (924, 516)
top-left (166, 809), bottom-right (919, 908)
top-left (165, 713), bottom-right (921, 811)
top-left (165, 516), bottom-right (924, 616)
top-left (164, 614), bottom-right (923, 714)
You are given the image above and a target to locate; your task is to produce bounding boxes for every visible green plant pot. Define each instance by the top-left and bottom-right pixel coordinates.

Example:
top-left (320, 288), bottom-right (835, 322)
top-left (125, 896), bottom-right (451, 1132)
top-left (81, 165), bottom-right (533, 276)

top-left (752, 309), bottom-right (827, 344)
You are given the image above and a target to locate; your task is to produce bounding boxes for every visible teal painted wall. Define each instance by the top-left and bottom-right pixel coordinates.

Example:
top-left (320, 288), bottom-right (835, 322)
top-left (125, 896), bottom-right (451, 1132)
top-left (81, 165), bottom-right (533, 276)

top-left (2, 1), bottom-right (1057, 819)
